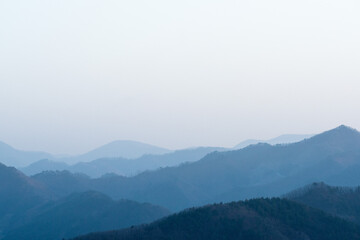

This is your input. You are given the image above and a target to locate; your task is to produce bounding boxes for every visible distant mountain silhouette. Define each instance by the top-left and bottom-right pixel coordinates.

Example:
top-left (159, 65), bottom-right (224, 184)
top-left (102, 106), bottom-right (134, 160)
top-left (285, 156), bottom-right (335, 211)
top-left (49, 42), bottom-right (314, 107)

top-left (21, 159), bottom-right (69, 176)
top-left (20, 133), bottom-right (313, 175)
top-left (59, 140), bottom-right (171, 164)
top-left (71, 198), bottom-right (360, 240)
top-left (285, 182), bottom-right (360, 225)
top-left (23, 147), bottom-right (225, 177)
top-left (0, 141), bottom-right (53, 167)
top-left (32, 125), bottom-right (360, 211)
top-left (0, 140), bottom-right (171, 168)
top-left (19, 133), bottom-right (312, 176)
top-left (3, 191), bottom-right (170, 240)
top-left (234, 134), bottom-right (313, 149)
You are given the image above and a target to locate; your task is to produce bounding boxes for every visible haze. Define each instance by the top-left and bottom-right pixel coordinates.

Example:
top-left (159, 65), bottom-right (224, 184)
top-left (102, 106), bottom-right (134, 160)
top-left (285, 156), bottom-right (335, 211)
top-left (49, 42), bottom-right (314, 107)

top-left (1, 0), bottom-right (359, 154)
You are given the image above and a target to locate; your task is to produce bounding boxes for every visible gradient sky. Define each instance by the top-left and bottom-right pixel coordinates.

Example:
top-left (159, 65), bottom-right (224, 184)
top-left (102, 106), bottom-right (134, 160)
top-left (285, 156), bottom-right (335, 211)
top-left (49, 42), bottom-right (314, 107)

top-left (1, 0), bottom-right (360, 154)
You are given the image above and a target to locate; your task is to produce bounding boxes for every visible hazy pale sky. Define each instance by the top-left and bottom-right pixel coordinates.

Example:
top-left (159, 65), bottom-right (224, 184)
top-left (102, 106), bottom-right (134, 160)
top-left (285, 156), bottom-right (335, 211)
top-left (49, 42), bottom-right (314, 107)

top-left (1, 0), bottom-right (360, 154)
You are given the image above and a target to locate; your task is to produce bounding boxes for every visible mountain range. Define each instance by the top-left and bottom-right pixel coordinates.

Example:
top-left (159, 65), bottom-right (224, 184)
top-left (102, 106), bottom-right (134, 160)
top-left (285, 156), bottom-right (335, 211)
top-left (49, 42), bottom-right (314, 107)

top-left (0, 140), bottom-right (172, 168)
top-left (58, 140), bottom-right (172, 164)
top-left (2, 125), bottom-right (360, 239)
top-left (2, 133), bottom-right (310, 171)
top-left (20, 134), bottom-right (311, 177)
top-left (22, 147), bottom-right (226, 177)
top-left (29, 125), bottom-right (360, 211)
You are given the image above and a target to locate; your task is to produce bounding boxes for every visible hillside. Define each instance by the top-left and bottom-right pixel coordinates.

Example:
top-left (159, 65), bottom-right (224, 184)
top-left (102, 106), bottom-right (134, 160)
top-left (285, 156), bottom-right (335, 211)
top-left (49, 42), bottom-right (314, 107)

top-left (3, 191), bottom-right (170, 240)
top-left (286, 182), bottom-right (360, 224)
top-left (0, 163), bottom-right (52, 231)
top-left (71, 198), bottom-right (360, 240)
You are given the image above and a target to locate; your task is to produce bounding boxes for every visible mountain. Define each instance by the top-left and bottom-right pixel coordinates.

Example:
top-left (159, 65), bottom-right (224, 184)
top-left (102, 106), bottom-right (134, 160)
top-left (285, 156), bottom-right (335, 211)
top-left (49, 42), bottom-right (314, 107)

top-left (59, 140), bottom-right (171, 164)
top-left (20, 133), bottom-right (312, 176)
top-left (69, 147), bottom-right (226, 177)
top-left (0, 162), bottom-right (170, 239)
top-left (234, 134), bottom-right (313, 149)
top-left (0, 141), bottom-right (53, 167)
top-left (32, 125), bottom-right (360, 211)
top-left (21, 159), bottom-right (69, 176)
top-left (32, 170), bottom-right (93, 197)
top-left (19, 133), bottom-right (312, 176)
top-left (3, 191), bottom-right (170, 240)
top-left (23, 147), bottom-right (225, 177)
top-left (5, 140), bottom-right (172, 169)
top-left (71, 198), bottom-right (360, 240)
top-left (285, 182), bottom-right (360, 224)
top-left (210, 125), bottom-right (360, 201)
top-left (0, 163), bottom-right (52, 231)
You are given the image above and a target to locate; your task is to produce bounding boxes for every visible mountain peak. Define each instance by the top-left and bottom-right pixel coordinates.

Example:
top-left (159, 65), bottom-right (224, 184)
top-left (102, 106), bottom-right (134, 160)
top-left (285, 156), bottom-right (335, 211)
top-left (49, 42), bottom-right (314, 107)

top-left (305, 125), bottom-right (360, 145)
top-left (334, 124), bottom-right (358, 132)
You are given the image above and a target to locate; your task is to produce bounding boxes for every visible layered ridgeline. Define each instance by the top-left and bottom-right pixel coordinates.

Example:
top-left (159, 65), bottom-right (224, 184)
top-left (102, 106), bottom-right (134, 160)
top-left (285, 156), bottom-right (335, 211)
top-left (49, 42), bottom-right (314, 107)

top-left (32, 125), bottom-right (360, 211)
top-left (233, 134), bottom-right (313, 149)
top-left (0, 141), bottom-right (53, 167)
top-left (71, 198), bottom-right (360, 240)
top-left (0, 162), bottom-right (170, 240)
top-left (285, 182), bottom-right (360, 225)
top-left (58, 140), bottom-right (171, 164)
top-left (21, 134), bottom-right (310, 177)
top-left (22, 147), bottom-right (225, 177)
top-left (1, 140), bottom-right (171, 168)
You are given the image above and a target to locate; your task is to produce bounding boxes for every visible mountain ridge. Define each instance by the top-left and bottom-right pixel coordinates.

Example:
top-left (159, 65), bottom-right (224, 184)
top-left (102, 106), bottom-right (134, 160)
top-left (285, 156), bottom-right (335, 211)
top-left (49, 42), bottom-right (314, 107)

top-left (71, 198), bottom-right (360, 240)
top-left (22, 147), bottom-right (226, 177)
top-left (0, 141), bottom-right (54, 167)
top-left (32, 125), bottom-right (360, 211)
top-left (2, 190), bottom-right (170, 240)
top-left (234, 133), bottom-right (313, 149)
top-left (285, 182), bottom-right (360, 224)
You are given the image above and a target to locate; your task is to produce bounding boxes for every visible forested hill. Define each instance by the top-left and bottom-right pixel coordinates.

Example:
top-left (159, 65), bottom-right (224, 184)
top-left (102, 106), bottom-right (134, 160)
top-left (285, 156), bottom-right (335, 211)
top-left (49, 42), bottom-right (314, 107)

top-left (286, 182), bottom-right (360, 224)
top-left (71, 198), bottom-right (360, 240)
top-left (2, 191), bottom-right (170, 240)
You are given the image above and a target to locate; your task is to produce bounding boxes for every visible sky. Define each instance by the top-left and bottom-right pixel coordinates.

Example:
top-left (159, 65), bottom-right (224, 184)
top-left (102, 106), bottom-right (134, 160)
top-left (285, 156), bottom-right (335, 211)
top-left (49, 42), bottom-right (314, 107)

top-left (0, 0), bottom-right (360, 154)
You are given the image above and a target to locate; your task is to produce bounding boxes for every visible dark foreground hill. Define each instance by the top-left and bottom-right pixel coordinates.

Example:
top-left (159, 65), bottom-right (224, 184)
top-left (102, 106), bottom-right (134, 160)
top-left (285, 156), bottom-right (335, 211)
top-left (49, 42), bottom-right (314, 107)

top-left (2, 191), bottom-right (170, 240)
top-left (286, 182), bottom-right (360, 224)
top-left (71, 198), bottom-right (360, 240)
